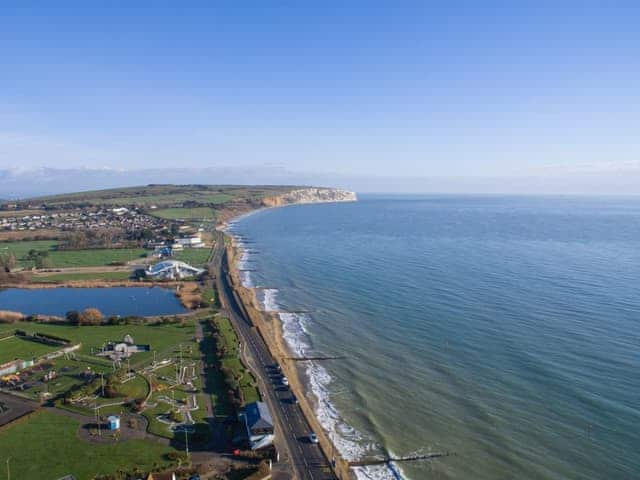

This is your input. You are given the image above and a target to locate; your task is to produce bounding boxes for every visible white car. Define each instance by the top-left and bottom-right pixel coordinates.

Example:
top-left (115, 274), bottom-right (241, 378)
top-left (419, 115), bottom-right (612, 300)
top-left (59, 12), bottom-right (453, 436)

top-left (308, 433), bottom-right (319, 444)
top-left (281, 376), bottom-right (289, 386)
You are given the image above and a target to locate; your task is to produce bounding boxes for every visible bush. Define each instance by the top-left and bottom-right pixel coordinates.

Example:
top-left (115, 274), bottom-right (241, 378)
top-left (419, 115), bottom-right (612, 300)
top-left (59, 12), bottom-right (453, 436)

top-left (78, 308), bottom-right (104, 325)
top-left (0, 310), bottom-right (24, 323)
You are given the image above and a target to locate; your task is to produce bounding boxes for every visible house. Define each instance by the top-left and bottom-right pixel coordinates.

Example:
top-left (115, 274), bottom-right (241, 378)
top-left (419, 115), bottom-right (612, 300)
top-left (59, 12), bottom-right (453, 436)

top-left (145, 260), bottom-right (205, 280)
top-left (242, 401), bottom-right (275, 450)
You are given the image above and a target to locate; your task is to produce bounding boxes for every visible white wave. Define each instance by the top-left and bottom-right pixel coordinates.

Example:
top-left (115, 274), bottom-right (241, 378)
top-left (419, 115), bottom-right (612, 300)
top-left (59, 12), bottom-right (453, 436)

top-left (262, 288), bottom-right (280, 312)
top-left (277, 311), bottom-right (404, 479)
top-left (228, 228), bottom-right (406, 480)
top-left (240, 271), bottom-right (254, 288)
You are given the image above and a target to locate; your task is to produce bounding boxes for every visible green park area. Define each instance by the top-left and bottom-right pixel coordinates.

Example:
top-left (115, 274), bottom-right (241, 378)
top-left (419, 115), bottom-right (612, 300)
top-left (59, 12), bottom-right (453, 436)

top-left (0, 411), bottom-right (180, 480)
top-left (0, 321), bottom-right (196, 365)
top-left (0, 321), bottom-right (197, 402)
top-left (0, 335), bottom-right (58, 364)
top-left (173, 247), bottom-right (212, 266)
top-left (151, 207), bottom-right (217, 221)
top-left (1, 240), bottom-right (146, 269)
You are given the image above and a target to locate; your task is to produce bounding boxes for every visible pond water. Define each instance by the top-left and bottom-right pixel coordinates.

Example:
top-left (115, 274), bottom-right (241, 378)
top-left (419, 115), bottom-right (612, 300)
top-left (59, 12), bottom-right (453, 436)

top-left (0, 287), bottom-right (187, 317)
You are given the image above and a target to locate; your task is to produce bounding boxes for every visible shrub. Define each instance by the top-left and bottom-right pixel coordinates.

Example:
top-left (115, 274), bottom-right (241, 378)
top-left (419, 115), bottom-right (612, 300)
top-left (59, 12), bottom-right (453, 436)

top-left (0, 310), bottom-right (24, 323)
top-left (78, 308), bottom-right (104, 325)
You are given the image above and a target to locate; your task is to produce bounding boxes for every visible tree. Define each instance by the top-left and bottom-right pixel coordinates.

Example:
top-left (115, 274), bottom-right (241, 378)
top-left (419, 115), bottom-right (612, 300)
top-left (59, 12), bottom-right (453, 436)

top-left (66, 310), bottom-right (80, 325)
top-left (0, 252), bottom-right (16, 272)
top-left (79, 308), bottom-right (104, 325)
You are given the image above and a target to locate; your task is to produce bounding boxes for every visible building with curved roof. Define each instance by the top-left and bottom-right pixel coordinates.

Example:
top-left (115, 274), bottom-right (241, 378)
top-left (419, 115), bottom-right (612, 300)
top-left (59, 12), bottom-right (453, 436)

top-left (146, 260), bottom-right (205, 280)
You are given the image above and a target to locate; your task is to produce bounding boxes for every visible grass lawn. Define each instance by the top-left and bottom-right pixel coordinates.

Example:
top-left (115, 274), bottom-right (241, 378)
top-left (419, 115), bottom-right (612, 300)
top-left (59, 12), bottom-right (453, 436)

top-left (0, 240), bottom-right (146, 268)
top-left (47, 248), bottom-right (147, 268)
top-left (0, 335), bottom-right (58, 364)
top-left (173, 248), bottom-right (211, 266)
top-left (0, 411), bottom-right (179, 480)
top-left (117, 374), bottom-right (150, 400)
top-left (152, 207), bottom-right (216, 221)
top-left (0, 321), bottom-right (197, 367)
top-left (32, 271), bottom-right (132, 283)
top-left (0, 240), bottom-right (58, 267)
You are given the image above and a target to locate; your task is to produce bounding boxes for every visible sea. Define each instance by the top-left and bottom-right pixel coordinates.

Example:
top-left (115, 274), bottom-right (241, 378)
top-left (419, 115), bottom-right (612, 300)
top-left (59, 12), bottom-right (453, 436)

top-left (227, 194), bottom-right (640, 480)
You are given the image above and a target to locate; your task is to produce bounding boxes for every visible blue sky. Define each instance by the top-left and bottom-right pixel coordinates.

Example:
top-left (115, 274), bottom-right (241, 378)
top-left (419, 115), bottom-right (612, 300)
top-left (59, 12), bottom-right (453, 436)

top-left (1, 1), bottom-right (639, 185)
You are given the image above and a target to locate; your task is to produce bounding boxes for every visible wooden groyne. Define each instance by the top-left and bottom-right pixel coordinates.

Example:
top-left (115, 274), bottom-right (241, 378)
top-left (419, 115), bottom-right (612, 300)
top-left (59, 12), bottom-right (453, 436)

top-left (350, 452), bottom-right (455, 467)
top-left (286, 356), bottom-right (346, 361)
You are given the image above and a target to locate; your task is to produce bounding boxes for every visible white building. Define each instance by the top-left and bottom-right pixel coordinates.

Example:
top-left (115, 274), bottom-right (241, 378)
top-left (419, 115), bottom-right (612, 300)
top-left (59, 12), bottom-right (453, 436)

top-left (175, 234), bottom-right (205, 249)
top-left (146, 260), bottom-right (205, 280)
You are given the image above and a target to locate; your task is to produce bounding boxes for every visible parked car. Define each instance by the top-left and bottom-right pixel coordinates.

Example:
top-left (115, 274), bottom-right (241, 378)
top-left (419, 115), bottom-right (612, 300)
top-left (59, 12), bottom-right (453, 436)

top-left (308, 433), bottom-right (319, 444)
top-left (281, 376), bottom-right (289, 386)
top-left (291, 394), bottom-right (299, 404)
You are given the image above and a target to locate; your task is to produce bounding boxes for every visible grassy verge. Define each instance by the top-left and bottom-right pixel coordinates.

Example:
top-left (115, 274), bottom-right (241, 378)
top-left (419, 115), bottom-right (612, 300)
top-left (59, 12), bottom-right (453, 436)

top-left (210, 315), bottom-right (260, 406)
top-left (32, 271), bottom-right (132, 283)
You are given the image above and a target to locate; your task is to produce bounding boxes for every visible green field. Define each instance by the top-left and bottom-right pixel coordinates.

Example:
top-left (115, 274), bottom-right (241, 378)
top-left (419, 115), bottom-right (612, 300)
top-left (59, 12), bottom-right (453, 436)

top-left (0, 240), bottom-right (146, 268)
top-left (0, 411), bottom-right (179, 480)
top-left (46, 248), bottom-right (146, 268)
top-left (0, 240), bottom-right (58, 267)
top-left (35, 186), bottom-right (239, 207)
top-left (173, 248), bottom-right (211, 266)
top-left (0, 321), bottom-right (196, 366)
top-left (151, 207), bottom-right (217, 221)
top-left (27, 185), bottom-right (298, 209)
top-left (0, 336), bottom-right (58, 364)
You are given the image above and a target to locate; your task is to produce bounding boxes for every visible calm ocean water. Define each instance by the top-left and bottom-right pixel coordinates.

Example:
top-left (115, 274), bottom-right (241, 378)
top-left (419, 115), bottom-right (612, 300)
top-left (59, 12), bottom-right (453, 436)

top-left (229, 195), bottom-right (640, 480)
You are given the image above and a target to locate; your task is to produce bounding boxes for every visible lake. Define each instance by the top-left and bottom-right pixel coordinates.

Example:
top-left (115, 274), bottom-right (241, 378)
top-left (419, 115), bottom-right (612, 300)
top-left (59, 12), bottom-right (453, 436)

top-left (0, 287), bottom-right (187, 317)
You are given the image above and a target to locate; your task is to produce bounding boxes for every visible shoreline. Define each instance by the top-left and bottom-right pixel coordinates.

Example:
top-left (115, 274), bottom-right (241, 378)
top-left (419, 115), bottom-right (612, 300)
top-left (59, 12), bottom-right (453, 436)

top-left (219, 196), bottom-right (359, 480)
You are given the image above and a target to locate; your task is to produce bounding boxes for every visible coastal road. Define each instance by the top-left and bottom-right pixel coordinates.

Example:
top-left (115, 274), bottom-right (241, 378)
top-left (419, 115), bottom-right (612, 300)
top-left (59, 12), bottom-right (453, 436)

top-left (210, 241), bottom-right (337, 480)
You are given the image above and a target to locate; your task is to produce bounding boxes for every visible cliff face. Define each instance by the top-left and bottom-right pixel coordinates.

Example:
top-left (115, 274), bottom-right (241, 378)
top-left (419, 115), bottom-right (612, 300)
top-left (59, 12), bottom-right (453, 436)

top-left (262, 187), bottom-right (357, 207)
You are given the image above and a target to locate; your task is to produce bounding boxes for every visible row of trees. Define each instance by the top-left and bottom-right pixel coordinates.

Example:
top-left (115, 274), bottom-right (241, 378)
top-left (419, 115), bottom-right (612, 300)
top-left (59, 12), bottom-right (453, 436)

top-left (0, 249), bottom-right (50, 270)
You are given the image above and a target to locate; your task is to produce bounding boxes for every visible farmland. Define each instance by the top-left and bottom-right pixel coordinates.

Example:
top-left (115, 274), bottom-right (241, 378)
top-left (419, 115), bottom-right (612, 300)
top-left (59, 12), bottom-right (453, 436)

top-left (28, 185), bottom-right (291, 208)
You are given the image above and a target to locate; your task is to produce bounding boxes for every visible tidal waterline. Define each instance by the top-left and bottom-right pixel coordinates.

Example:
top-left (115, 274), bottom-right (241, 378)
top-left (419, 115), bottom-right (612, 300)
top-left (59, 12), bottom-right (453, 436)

top-left (230, 195), bottom-right (640, 479)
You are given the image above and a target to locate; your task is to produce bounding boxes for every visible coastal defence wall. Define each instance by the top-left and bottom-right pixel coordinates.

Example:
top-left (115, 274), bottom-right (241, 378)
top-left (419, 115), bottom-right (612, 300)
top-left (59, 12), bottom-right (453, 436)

top-left (226, 243), bottom-right (356, 480)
